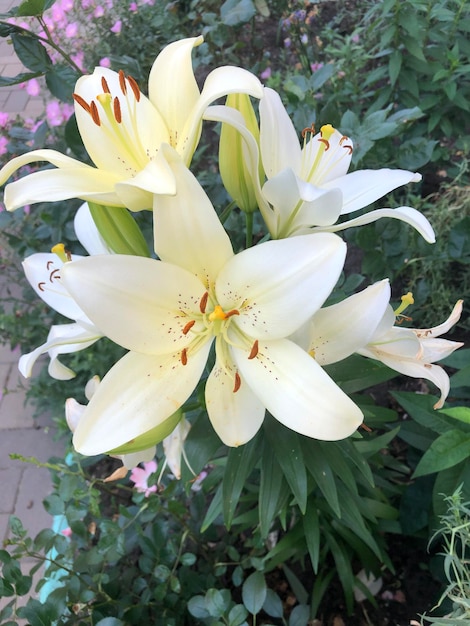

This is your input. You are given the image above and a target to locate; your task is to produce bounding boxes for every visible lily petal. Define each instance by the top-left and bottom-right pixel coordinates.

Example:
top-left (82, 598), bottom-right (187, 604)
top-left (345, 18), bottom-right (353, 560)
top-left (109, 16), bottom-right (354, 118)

top-left (19, 322), bottom-right (101, 379)
top-left (73, 346), bottom-right (210, 455)
top-left (317, 206), bottom-right (436, 243)
top-left (233, 338), bottom-right (363, 440)
top-left (322, 169), bottom-right (422, 215)
top-left (153, 145), bottom-right (233, 287)
top-left (74, 203), bottom-right (112, 255)
top-left (307, 279), bottom-right (391, 365)
top-left (205, 338), bottom-right (265, 446)
top-left (216, 233), bottom-right (346, 339)
top-left (62, 255), bottom-right (206, 354)
top-left (415, 300), bottom-right (463, 339)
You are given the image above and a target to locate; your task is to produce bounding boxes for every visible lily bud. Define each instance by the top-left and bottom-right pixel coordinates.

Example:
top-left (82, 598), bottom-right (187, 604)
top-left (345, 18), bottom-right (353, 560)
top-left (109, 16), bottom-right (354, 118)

top-left (219, 93), bottom-right (263, 213)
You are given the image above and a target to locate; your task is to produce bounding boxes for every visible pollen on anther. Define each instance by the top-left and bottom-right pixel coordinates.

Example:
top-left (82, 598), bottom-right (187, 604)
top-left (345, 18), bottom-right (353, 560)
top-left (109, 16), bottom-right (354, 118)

top-left (248, 340), bottom-right (259, 360)
top-left (318, 137), bottom-right (330, 150)
top-left (342, 144), bottom-right (353, 155)
top-left (118, 69), bottom-right (127, 94)
top-left (182, 320), bottom-right (196, 335)
top-left (90, 100), bottom-right (101, 126)
top-left (72, 93), bottom-right (91, 114)
top-left (101, 76), bottom-right (111, 93)
top-left (38, 282), bottom-right (46, 291)
top-left (301, 123), bottom-right (315, 138)
top-left (113, 97), bottom-right (122, 123)
top-left (200, 292), bottom-right (209, 314)
top-left (181, 348), bottom-right (188, 366)
top-left (233, 372), bottom-right (241, 393)
top-left (127, 75), bottom-right (141, 102)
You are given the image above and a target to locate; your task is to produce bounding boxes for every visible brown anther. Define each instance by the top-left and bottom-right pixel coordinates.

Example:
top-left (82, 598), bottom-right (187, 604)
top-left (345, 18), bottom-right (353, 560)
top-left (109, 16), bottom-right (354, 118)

top-left (233, 372), bottom-right (241, 393)
top-left (339, 135), bottom-right (349, 145)
top-left (72, 93), bottom-right (91, 114)
top-left (118, 69), bottom-right (127, 95)
top-left (248, 340), bottom-right (259, 360)
top-left (224, 309), bottom-right (240, 319)
top-left (301, 123), bottom-right (316, 138)
top-left (101, 76), bottom-right (111, 93)
top-left (113, 97), bottom-right (122, 123)
top-left (49, 269), bottom-right (60, 282)
top-left (65, 249), bottom-right (72, 262)
top-left (181, 348), bottom-right (188, 366)
top-left (38, 282), bottom-right (46, 292)
top-left (360, 422), bottom-right (372, 432)
top-left (395, 314), bottom-right (412, 325)
top-left (424, 363), bottom-right (432, 369)
top-left (199, 292), bottom-right (209, 314)
top-left (182, 320), bottom-right (196, 335)
top-left (46, 260), bottom-right (54, 270)
top-left (317, 138), bottom-right (330, 150)
top-left (127, 75), bottom-right (141, 102)
top-left (90, 100), bottom-right (101, 126)
top-left (342, 144), bottom-right (353, 155)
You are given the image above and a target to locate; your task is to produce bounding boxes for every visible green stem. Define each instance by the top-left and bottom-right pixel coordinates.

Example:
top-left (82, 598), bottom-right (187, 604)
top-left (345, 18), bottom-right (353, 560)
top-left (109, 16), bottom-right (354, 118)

top-left (245, 211), bottom-right (253, 248)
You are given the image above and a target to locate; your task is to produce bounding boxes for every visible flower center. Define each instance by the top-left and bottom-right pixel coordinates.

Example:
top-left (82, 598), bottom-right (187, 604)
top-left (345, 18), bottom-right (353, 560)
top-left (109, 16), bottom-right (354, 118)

top-left (301, 122), bottom-right (353, 185)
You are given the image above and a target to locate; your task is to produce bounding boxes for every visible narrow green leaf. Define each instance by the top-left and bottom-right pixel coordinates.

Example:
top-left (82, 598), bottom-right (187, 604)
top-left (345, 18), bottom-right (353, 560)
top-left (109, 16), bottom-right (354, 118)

top-left (201, 484), bottom-right (223, 532)
top-left (264, 419), bottom-right (308, 513)
top-left (259, 442), bottom-right (284, 537)
top-left (388, 49), bottom-right (402, 85)
top-left (303, 502), bottom-right (320, 573)
top-left (282, 564), bottom-right (308, 605)
top-left (88, 202), bottom-right (151, 257)
top-left (324, 531), bottom-right (354, 613)
top-left (223, 433), bottom-right (261, 527)
top-left (413, 430), bottom-right (470, 478)
top-left (301, 440), bottom-right (340, 517)
top-left (310, 570), bottom-right (335, 617)
top-left (242, 571), bottom-right (266, 615)
top-left (0, 71), bottom-right (42, 86)
top-left (439, 406), bottom-right (470, 425)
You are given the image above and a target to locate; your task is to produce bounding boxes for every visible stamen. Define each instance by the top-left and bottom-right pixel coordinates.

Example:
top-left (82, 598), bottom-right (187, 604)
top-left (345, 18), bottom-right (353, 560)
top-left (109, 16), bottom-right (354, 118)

top-left (233, 372), bottom-right (241, 393)
top-left (360, 422), bottom-right (372, 432)
top-left (199, 292), bottom-right (209, 314)
top-left (320, 124), bottom-right (335, 140)
top-left (342, 144), bottom-right (353, 155)
top-left (118, 69), bottom-right (127, 95)
top-left (127, 75), bottom-right (141, 102)
top-left (90, 100), bottom-right (101, 126)
top-left (72, 93), bottom-right (91, 114)
top-left (113, 97), bottom-right (122, 123)
top-left (224, 309), bottom-right (240, 319)
top-left (182, 320), bottom-right (196, 335)
top-left (49, 269), bottom-right (60, 282)
top-left (317, 138), bottom-right (330, 150)
top-left (339, 135), bottom-right (349, 145)
top-left (248, 340), bottom-right (259, 360)
top-left (101, 76), bottom-right (111, 93)
top-left (181, 348), bottom-right (188, 366)
top-left (301, 123), bottom-right (316, 138)
top-left (38, 282), bottom-right (46, 291)
top-left (46, 260), bottom-right (54, 270)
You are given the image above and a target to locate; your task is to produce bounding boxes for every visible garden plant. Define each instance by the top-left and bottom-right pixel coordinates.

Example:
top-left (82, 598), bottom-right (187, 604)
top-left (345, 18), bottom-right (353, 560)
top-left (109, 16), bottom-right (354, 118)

top-left (0, 0), bottom-right (469, 625)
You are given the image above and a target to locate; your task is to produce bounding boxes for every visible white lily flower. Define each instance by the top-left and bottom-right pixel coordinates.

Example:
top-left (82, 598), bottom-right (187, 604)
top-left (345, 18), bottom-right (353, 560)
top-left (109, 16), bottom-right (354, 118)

top-left (208, 87), bottom-right (434, 241)
top-left (60, 156), bottom-right (362, 455)
top-left (358, 298), bottom-right (464, 408)
top-left (19, 204), bottom-right (105, 380)
top-left (0, 36), bottom-right (263, 212)
top-left (162, 417), bottom-right (192, 479)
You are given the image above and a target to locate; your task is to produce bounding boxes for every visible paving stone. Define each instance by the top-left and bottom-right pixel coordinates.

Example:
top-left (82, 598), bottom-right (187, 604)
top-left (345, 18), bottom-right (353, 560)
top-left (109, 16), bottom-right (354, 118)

top-left (0, 468), bottom-right (22, 512)
top-left (14, 466), bottom-right (56, 541)
top-left (0, 513), bottom-right (10, 544)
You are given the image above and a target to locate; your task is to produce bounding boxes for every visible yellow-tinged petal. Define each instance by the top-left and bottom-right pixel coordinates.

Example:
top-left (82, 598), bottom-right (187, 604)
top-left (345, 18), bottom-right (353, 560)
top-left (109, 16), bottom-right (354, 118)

top-left (233, 338), bottom-right (363, 441)
top-left (73, 346), bottom-right (210, 456)
top-left (61, 255), bottom-right (207, 355)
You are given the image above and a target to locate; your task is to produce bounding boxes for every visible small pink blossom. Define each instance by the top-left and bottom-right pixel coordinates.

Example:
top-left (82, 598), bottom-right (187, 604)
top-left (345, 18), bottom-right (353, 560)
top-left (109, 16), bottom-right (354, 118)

top-left (130, 460), bottom-right (158, 497)
top-left (46, 101), bottom-right (73, 127)
top-left (129, 2), bottom-right (138, 10)
top-left (81, 0), bottom-right (92, 7)
top-left (26, 78), bottom-right (40, 96)
top-left (310, 62), bottom-right (324, 72)
top-left (71, 52), bottom-right (86, 71)
top-left (260, 67), bottom-right (271, 80)
top-left (0, 136), bottom-right (8, 156)
top-left (110, 19), bottom-right (122, 33)
top-left (99, 57), bottom-right (111, 68)
top-left (351, 33), bottom-right (360, 43)
top-left (61, 527), bottom-right (72, 538)
top-left (191, 470), bottom-right (208, 492)
top-left (0, 112), bottom-right (10, 127)
top-left (65, 22), bottom-right (78, 37)
top-left (94, 5), bottom-right (105, 17)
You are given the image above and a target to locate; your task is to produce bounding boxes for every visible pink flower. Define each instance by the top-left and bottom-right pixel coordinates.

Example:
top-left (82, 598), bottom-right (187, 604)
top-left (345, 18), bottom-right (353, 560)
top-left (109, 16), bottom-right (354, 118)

top-left (0, 136), bottom-right (9, 156)
top-left (26, 78), bottom-right (40, 96)
top-left (0, 112), bottom-right (10, 127)
top-left (130, 460), bottom-right (158, 496)
top-left (310, 62), bottom-right (324, 72)
top-left (99, 57), bottom-right (111, 68)
top-left (129, 1), bottom-right (138, 10)
top-left (65, 22), bottom-right (78, 37)
top-left (260, 67), bottom-right (271, 80)
top-left (46, 101), bottom-right (74, 127)
top-left (110, 19), bottom-right (122, 33)
top-left (351, 33), bottom-right (360, 43)
top-left (94, 5), bottom-right (105, 17)
top-left (71, 52), bottom-right (85, 71)
top-left (61, 527), bottom-right (73, 538)
top-left (81, 0), bottom-right (92, 7)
